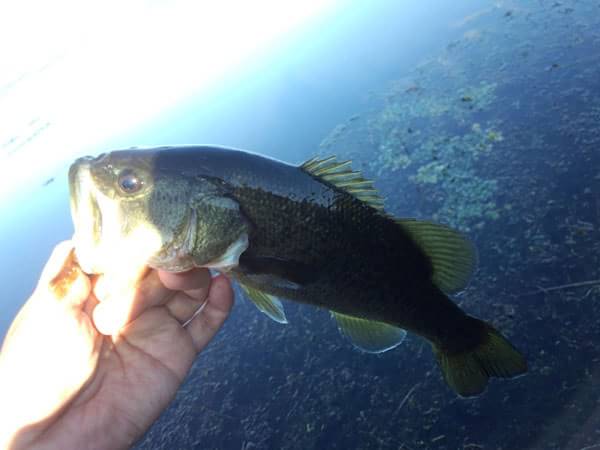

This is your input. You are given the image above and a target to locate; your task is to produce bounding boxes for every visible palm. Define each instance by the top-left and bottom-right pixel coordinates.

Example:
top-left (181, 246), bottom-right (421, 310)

top-left (0, 242), bottom-right (233, 450)
top-left (48, 308), bottom-right (196, 449)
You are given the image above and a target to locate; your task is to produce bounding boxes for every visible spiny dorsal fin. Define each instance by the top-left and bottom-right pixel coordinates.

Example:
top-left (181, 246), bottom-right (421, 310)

top-left (331, 311), bottom-right (406, 353)
top-left (396, 219), bottom-right (477, 294)
top-left (301, 156), bottom-right (384, 211)
top-left (239, 282), bottom-right (288, 324)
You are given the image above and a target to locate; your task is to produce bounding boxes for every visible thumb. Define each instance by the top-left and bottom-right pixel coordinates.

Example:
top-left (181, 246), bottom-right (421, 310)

top-left (38, 241), bottom-right (90, 307)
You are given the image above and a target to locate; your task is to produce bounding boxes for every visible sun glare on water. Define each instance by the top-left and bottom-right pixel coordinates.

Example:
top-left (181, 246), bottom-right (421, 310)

top-left (0, 0), bottom-right (336, 205)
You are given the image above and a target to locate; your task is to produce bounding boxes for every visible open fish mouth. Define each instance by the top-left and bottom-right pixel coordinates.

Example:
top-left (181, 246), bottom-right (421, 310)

top-left (68, 152), bottom-right (167, 275)
top-left (68, 157), bottom-right (103, 273)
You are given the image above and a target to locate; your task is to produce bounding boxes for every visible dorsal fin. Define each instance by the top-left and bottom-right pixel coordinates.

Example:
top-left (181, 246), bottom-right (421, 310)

top-left (301, 156), bottom-right (384, 210)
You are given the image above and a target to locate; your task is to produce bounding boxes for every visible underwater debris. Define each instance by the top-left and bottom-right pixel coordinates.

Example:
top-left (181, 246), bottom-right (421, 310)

top-left (394, 384), bottom-right (420, 418)
top-left (412, 161), bottom-right (448, 184)
top-left (519, 279), bottom-right (600, 297)
top-left (346, 70), bottom-right (505, 229)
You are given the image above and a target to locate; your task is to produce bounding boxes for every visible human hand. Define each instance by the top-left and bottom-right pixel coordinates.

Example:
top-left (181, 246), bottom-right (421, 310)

top-left (0, 240), bottom-right (234, 450)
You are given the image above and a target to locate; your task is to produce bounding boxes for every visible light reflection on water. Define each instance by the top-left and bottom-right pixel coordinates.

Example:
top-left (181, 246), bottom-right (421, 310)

top-left (0, 171), bottom-right (72, 336)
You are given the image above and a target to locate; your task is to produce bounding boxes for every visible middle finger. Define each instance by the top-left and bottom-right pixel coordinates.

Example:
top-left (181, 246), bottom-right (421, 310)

top-left (165, 291), bottom-right (207, 324)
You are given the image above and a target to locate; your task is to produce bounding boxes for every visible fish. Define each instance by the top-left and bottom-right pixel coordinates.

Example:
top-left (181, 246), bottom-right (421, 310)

top-left (68, 145), bottom-right (527, 397)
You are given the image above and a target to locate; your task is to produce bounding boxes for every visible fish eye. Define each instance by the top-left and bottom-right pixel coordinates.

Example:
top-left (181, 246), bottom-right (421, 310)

top-left (117, 169), bottom-right (143, 194)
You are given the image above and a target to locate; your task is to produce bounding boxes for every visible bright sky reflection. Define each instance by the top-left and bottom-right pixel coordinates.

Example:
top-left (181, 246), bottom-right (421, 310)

top-left (0, 0), bottom-right (336, 204)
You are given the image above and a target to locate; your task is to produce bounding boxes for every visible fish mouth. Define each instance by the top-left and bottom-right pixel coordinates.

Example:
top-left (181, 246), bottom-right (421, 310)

top-left (68, 157), bottom-right (103, 273)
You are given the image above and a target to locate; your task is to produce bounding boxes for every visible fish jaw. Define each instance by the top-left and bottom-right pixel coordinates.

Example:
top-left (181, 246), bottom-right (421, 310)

top-left (69, 157), bottom-right (103, 274)
top-left (68, 156), bottom-right (165, 275)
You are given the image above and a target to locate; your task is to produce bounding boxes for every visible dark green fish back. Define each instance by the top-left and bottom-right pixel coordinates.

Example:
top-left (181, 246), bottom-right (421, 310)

top-left (211, 153), bottom-right (436, 323)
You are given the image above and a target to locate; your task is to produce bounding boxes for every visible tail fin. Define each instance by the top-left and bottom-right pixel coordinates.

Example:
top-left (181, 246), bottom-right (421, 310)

top-left (433, 318), bottom-right (527, 397)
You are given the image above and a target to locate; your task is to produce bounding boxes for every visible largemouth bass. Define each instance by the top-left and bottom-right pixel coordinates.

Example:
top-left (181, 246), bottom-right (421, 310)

top-left (68, 145), bottom-right (526, 396)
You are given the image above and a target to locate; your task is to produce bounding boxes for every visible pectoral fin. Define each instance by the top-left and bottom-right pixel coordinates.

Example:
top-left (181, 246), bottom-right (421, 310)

top-left (331, 312), bottom-right (406, 353)
top-left (239, 283), bottom-right (288, 324)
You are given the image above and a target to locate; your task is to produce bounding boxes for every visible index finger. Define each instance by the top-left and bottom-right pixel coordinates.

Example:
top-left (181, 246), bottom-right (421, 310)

top-left (158, 268), bottom-right (210, 298)
top-left (92, 268), bottom-right (172, 336)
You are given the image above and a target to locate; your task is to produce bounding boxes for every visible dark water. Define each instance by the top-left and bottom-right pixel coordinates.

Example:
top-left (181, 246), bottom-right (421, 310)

top-left (2, 1), bottom-right (600, 449)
